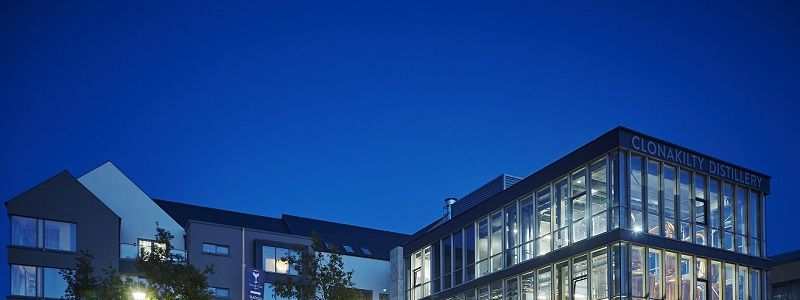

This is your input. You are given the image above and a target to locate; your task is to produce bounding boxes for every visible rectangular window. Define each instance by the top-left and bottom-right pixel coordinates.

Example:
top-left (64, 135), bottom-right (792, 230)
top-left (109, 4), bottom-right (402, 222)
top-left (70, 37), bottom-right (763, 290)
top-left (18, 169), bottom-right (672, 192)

top-left (709, 179), bottom-right (721, 230)
top-left (44, 220), bottom-right (77, 251)
top-left (646, 160), bottom-right (661, 221)
top-left (538, 266), bottom-right (552, 300)
top-left (203, 243), bottom-right (230, 256)
top-left (465, 224), bottom-right (476, 282)
top-left (631, 245), bottom-right (646, 298)
top-left (490, 211), bottom-right (503, 272)
top-left (519, 196), bottom-right (534, 261)
top-left (443, 236), bottom-right (452, 289)
top-left (554, 261), bottom-right (570, 300)
top-left (664, 251), bottom-right (678, 300)
top-left (505, 277), bottom-right (518, 300)
top-left (573, 255), bottom-right (588, 300)
top-left (10, 216), bottom-right (38, 248)
top-left (10, 265), bottom-right (37, 297)
top-left (43, 267), bottom-right (70, 299)
top-left (554, 179), bottom-right (569, 249)
top-left (710, 260), bottom-right (722, 300)
top-left (723, 183), bottom-right (734, 232)
top-left (432, 241), bottom-right (440, 293)
top-left (572, 168), bottom-right (588, 243)
top-left (263, 246), bottom-right (277, 272)
top-left (750, 269), bottom-right (760, 300)
top-left (679, 170), bottom-right (692, 222)
top-left (536, 187), bottom-right (552, 255)
top-left (663, 165), bottom-right (677, 239)
top-left (724, 263), bottom-right (735, 300)
top-left (263, 246), bottom-right (297, 275)
top-left (521, 271), bottom-right (534, 300)
top-left (505, 202), bottom-right (518, 267)
top-left (737, 266), bottom-right (748, 300)
top-left (453, 230), bottom-right (464, 286)
top-left (630, 155), bottom-right (644, 212)
top-left (209, 286), bottom-right (231, 298)
top-left (490, 281), bottom-right (502, 300)
top-left (684, 255), bottom-right (696, 300)
top-left (591, 248), bottom-right (608, 300)
top-left (748, 190), bottom-right (759, 239)
top-left (590, 159), bottom-right (608, 236)
top-left (477, 218), bottom-right (489, 277)
top-left (649, 248), bottom-right (663, 299)
top-left (735, 187), bottom-right (747, 235)
top-left (478, 286), bottom-right (490, 300)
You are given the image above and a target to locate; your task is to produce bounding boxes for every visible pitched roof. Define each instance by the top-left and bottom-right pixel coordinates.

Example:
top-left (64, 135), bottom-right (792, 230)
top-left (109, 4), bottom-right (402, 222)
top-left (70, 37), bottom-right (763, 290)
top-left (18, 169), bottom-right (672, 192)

top-left (282, 214), bottom-right (411, 260)
top-left (770, 249), bottom-right (800, 266)
top-left (153, 199), bottom-right (409, 260)
top-left (154, 199), bottom-right (290, 234)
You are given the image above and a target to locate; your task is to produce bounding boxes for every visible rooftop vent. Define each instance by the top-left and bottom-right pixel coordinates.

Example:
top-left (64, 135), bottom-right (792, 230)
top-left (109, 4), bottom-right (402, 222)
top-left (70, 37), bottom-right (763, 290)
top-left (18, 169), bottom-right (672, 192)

top-left (450, 174), bottom-right (521, 217)
top-left (443, 197), bottom-right (458, 219)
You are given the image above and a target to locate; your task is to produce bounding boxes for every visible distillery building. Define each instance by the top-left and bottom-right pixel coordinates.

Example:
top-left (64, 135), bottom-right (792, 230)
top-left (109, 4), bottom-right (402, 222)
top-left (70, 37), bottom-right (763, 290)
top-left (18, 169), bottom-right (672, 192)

top-left (397, 126), bottom-right (770, 300)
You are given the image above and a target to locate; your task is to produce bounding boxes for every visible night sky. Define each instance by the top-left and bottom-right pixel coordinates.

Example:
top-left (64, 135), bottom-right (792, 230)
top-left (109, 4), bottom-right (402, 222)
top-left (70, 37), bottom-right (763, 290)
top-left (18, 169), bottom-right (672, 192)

top-left (2, 1), bottom-right (799, 295)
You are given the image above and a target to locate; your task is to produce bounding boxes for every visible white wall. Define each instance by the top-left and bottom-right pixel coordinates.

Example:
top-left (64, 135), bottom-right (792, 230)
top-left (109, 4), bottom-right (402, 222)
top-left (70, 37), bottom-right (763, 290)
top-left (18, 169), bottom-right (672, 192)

top-left (78, 162), bottom-right (185, 249)
top-left (343, 255), bottom-right (391, 300)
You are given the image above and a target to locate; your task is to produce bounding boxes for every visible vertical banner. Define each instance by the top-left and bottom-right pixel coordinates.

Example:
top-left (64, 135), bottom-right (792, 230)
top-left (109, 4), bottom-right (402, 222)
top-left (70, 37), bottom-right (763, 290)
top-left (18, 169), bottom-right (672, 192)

top-left (245, 267), bottom-right (265, 300)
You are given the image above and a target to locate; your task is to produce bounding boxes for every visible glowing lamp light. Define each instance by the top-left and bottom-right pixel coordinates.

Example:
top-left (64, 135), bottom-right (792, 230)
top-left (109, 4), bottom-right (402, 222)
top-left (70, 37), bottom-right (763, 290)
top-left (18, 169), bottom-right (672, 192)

top-left (132, 291), bottom-right (147, 300)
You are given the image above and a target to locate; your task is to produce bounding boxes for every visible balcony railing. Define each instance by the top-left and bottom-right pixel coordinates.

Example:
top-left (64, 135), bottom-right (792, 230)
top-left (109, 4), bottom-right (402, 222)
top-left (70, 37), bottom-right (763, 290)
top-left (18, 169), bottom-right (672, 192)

top-left (119, 243), bottom-right (187, 264)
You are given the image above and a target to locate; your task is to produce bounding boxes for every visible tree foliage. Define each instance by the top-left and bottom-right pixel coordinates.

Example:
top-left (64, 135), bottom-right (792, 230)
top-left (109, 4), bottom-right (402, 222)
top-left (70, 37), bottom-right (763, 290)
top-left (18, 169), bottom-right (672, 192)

top-left (62, 226), bottom-right (214, 300)
top-left (272, 234), bottom-right (358, 300)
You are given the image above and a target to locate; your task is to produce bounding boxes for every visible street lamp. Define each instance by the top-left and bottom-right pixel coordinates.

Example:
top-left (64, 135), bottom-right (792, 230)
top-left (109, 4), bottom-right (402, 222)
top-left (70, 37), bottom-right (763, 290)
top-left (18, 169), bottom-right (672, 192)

top-left (132, 290), bottom-right (147, 300)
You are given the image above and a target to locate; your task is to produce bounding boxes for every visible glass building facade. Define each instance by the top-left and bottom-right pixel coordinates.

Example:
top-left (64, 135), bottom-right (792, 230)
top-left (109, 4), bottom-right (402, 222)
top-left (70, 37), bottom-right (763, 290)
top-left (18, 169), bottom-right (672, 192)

top-left (404, 127), bottom-right (769, 300)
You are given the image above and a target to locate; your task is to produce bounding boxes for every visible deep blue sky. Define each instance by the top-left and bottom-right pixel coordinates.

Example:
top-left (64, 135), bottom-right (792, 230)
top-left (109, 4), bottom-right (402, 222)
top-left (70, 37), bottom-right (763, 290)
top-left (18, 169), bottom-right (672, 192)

top-left (2, 1), bottom-right (799, 295)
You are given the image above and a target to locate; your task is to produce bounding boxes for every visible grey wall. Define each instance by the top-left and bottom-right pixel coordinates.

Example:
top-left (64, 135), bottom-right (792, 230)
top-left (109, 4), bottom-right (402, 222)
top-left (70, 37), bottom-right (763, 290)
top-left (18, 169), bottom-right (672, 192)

top-left (187, 220), bottom-right (312, 300)
top-left (6, 171), bottom-right (120, 275)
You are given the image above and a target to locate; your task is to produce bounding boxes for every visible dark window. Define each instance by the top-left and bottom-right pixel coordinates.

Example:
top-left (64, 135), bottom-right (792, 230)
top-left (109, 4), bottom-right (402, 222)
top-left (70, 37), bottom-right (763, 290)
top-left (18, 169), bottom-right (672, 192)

top-left (203, 243), bottom-right (230, 255)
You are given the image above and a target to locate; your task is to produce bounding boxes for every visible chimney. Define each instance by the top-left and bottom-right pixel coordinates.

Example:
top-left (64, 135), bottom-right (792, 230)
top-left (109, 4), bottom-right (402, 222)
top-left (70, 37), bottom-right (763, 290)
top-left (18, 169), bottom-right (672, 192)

top-left (443, 197), bottom-right (458, 219)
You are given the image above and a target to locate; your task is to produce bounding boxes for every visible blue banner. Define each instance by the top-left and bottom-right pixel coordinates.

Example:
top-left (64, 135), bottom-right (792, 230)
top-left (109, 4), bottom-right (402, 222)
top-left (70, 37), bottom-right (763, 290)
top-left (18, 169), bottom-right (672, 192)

top-left (245, 267), bottom-right (265, 300)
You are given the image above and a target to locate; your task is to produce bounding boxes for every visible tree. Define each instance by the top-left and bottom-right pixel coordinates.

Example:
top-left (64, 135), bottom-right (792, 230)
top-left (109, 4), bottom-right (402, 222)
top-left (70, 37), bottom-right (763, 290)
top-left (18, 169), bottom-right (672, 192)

top-left (272, 234), bottom-right (358, 300)
top-left (60, 251), bottom-right (128, 300)
top-left (136, 226), bottom-right (215, 300)
top-left (62, 226), bottom-right (214, 300)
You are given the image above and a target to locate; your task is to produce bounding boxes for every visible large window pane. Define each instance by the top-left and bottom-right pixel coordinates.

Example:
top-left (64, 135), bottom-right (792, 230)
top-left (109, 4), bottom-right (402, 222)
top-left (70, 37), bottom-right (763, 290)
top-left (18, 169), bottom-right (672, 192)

top-left (491, 281), bottom-right (502, 300)
top-left (664, 251), bottom-right (678, 300)
top-left (538, 266), bottom-right (552, 300)
top-left (554, 179), bottom-right (569, 249)
top-left (679, 170), bottom-right (692, 222)
top-left (44, 220), bottom-right (76, 251)
top-left (735, 187), bottom-right (747, 235)
top-left (454, 230), bottom-right (464, 285)
top-left (710, 260), bottom-right (721, 300)
top-left (632, 245), bottom-right (646, 297)
top-left (647, 161), bottom-right (662, 236)
top-left (709, 179), bottom-right (721, 229)
top-left (520, 196), bottom-right (534, 261)
top-left (506, 277), bottom-right (519, 300)
top-left (684, 255), bottom-right (696, 300)
top-left (11, 265), bottom-right (37, 296)
top-left (630, 155), bottom-right (644, 211)
top-left (573, 255), bottom-right (588, 300)
top-left (44, 267), bottom-right (70, 298)
top-left (443, 236), bottom-right (452, 289)
top-left (490, 211), bottom-right (503, 272)
top-left (723, 183), bottom-right (734, 232)
top-left (537, 187), bottom-right (552, 255)
top-left (724, 263), bottom-right (735, 300)
top-left (748, 191), bottom-right (759, 239)
top-left (572, 168), bottom-right (588, 243)
top-left (555, 261), bottom-right (570, 300)
top-left (737, 266), bottom-right (748, 300)
top-left (432, 241), bottom-right (440, 293)
top-left (521, 271), bottom-right (535, 300)
top-left (263, 246), bottom-right (277, 272)
top-left (505, 203), bottom-right (518, 267)
top-left (649, 248), bottom-right (663, 299)
top-left (591, 159), bottom-right (608, 236)
top-left (663, 166), bottom-right (677, 239)
top-left (465, 224), bottom-right (476, 281)
top-left (478, 218), bottom-right (489, 277)
top-left (592, 248), bottom-right (609, 300)
top-left (11, 216), bottom-right (37, 248)
top-left (750, 269), bottom-right (760, 300)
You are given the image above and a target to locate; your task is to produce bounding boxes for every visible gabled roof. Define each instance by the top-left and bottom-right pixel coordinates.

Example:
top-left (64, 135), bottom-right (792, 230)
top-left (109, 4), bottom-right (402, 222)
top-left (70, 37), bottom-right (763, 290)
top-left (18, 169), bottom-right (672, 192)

top-left (154, 199), bottom-right (290, 234)
top-left (153, 199), bottom-right (409, 260)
